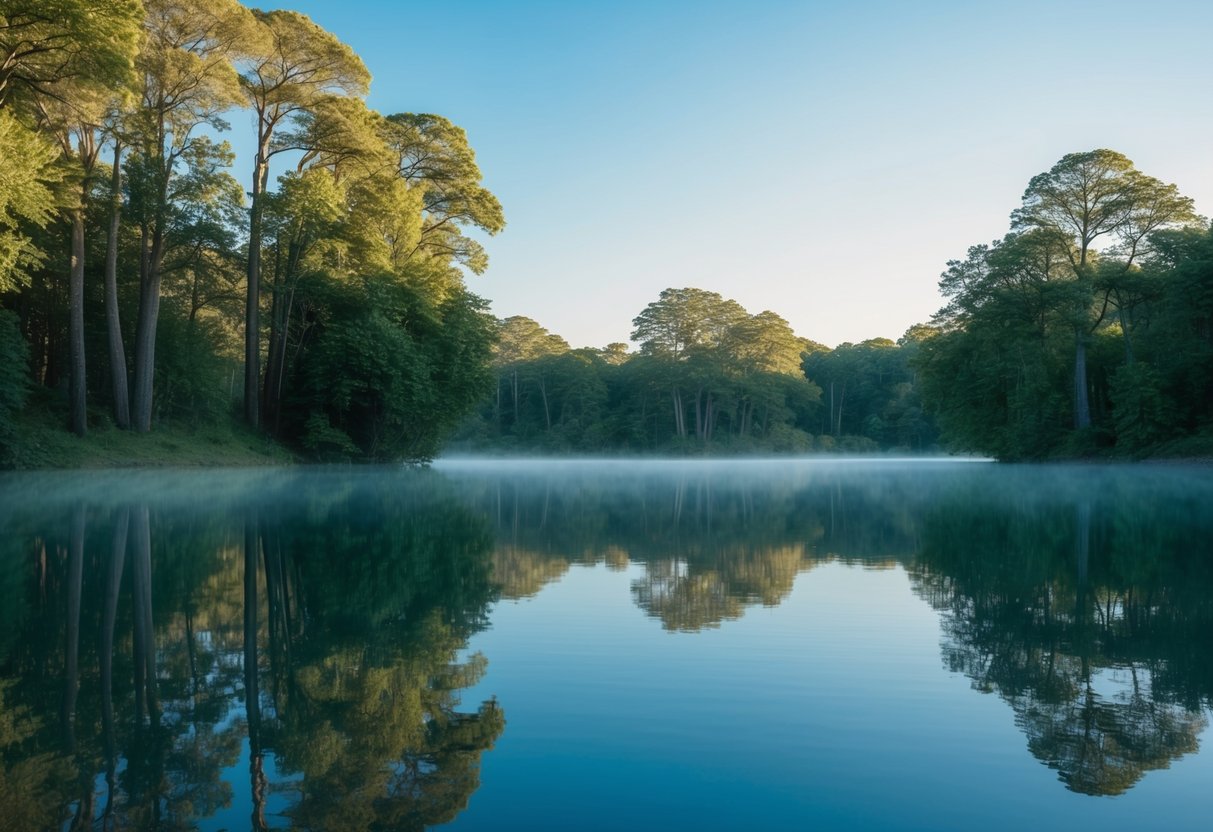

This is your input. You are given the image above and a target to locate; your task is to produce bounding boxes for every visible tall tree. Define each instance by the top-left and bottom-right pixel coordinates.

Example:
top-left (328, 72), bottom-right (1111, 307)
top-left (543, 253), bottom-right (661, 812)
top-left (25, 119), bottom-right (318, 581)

top-left (259, 96), bottom-right (391, 430)
top-left (1010, 150), bottom-right (1196, 428)
top-left (492, 316), bottom-right (569, 429)
top-left (380, 113), bottom-right (505, 275)
top-left (260, 167), bottom-right (344, 431)
top-left (37, 100), bottom-right (135, 436)
top-left (103, 119), bottom-right (132, 428)
top-left (631, 288), bottom-right (747, 440)
top-left (126, 0), bottom-right (251, 432)
top-left (239, 9), bottom-right (369, 429)
top-left (2, 0), bottom-right (141, 435)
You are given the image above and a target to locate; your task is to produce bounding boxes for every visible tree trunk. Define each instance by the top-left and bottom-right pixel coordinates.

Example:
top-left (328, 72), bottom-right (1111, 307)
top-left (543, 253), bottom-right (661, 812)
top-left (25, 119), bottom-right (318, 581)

top-left (511, 370), bottom-right (519, 424)
top-left (132, 505), bottom-right (159, 721)
top-left (263, 288), bottom-right (284, 433)
top-left (1074, 334), bottom-right (1091, 429)
top-left (1119, 306), bottom-right (1135, 365)
top-left (63, 505), bottom-right (85, 747)
top-left (828, 381), bottom-right (834, 436)
top-left (540, 376), bottom-right (551, 431)
top-left (836, 381), bottom-right (847, 437)
top-left (68, 210), bottom-right (87, 436)
top-left (245, 138), bottom-right (270, 429)
top-left (263, 240), bottom-right (295, 433)
top-left (132, 224), bottom-right (164, 432)
top-left (104, 143), bottom-right (130, 429)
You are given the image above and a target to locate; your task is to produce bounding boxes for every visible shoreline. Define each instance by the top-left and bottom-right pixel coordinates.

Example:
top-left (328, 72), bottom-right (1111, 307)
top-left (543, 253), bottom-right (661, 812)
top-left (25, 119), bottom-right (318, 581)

top-left (6, 449), bottom-right (1212, 473)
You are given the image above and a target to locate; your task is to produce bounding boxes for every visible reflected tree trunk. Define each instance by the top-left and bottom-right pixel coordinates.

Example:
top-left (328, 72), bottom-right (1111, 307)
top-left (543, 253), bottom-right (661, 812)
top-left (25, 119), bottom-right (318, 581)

top-left (261, 521), bottom-right (293, 716)
top-left (131, 505), bottom-right (159, 722)
top-left (101, 508), bottom-right (129, 827)
top-left (63, 505), bottom-right (85, 749)
top-left (1075, 500), bottom-right (1091, 589)
top-left (244, 514), bottom-right (269, 831)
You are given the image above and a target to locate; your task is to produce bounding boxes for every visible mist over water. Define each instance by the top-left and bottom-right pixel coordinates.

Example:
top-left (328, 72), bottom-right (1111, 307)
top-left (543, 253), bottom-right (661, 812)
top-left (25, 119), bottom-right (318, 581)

top-left (2, 459), bottom-right (1211, 830)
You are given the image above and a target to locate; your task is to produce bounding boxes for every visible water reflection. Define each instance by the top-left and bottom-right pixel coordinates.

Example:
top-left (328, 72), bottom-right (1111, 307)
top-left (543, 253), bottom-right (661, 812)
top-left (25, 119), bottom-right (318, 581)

top-left (0, 471), bottom-right (504, 830)
top-left (442, 460), bottom-right (1213, 796)
top-left (2, 462), bottom-right (1212, 828)
top-left (912, 483), bottom-right (1213, 795)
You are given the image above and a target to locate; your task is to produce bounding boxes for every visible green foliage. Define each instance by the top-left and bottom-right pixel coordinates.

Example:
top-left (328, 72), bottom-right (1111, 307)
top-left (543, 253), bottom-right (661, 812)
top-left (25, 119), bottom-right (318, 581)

top-left (382, 112), bottom-right (505, 274)
top-left (803, 335), bottom-right (937, 451)
top-left (0, 1), bottom-right (507, 465)
top-left (0, 111), bottom-right (61, 290)
top-left (458, 289), bottom-right (843, 454)
top-left (293, 276), bottom-right (496, 461)
top-left (1109, 363), bottom-right (1176, 453)
top-left (152, 311), bottom-right (233, 425)
top-left (0, 0), bottom-right (142, 110)
top-left (919, 149), bottom-right (1209, 459)
top-left (0, 309), bottom-right (29, 461)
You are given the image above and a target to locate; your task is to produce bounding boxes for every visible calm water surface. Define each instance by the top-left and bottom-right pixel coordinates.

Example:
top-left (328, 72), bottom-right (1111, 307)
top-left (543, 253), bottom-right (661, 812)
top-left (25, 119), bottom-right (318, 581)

top-left (1, 459), bottom-right (1211, 831)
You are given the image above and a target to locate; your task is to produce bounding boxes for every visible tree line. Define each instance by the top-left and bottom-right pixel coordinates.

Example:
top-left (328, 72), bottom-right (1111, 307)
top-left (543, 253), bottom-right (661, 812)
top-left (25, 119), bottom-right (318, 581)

top-left (459, 149), bottom-right (1213, 460)
top-left (453, 288), bottom-right (938, 454)
top-left (0, 0), bottom-right (502, 464)
top-left (0, 3), bottom-right (1208, 464)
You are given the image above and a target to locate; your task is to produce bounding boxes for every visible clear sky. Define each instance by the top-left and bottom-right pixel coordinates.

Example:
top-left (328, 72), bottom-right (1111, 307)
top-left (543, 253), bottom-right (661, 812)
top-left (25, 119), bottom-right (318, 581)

top-left (248, 0), bottom-right (1213, 349)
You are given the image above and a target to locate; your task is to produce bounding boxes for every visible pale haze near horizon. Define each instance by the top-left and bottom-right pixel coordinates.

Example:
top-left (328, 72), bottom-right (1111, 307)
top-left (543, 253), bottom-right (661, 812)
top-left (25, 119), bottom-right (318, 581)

top-left (249, 0), bottom-right (1213, 349)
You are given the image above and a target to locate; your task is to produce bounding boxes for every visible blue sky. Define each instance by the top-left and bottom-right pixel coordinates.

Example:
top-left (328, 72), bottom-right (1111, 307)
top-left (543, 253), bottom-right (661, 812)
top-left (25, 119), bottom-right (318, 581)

top-left (244, 0), bottom-right (1213, 348)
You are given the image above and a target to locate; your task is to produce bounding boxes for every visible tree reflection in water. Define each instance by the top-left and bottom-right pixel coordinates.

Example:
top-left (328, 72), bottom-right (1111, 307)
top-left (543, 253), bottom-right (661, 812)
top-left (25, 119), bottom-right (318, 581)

top-left (0, 470), bottom-right (504, 830)
top-left (912, 484), bottom-right (1213, 796)
top-left (454, 462), bottom-right (1213, 794)
top-left (3, 462), bottom-right (1213, 825)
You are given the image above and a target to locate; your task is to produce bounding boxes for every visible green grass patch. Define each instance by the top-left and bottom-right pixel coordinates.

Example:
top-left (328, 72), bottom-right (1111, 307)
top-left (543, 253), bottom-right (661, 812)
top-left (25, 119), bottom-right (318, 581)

top-left (4, 404), bottom-right (296, 470)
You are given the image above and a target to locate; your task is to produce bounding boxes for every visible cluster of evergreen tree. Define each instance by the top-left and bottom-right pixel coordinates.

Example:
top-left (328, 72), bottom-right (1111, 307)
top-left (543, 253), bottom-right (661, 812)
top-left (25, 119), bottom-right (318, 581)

top-left (0, 1), bottom-right (502, 464)
top-left (454, 287), bottom-right (937, 454)
top-left (915, 150), bottom-right (1213, 460)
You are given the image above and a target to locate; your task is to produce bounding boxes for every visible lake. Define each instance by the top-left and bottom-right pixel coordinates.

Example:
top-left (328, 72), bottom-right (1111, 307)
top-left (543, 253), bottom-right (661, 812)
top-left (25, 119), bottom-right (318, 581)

top-left (1, 459), bottom-right (1211, 831)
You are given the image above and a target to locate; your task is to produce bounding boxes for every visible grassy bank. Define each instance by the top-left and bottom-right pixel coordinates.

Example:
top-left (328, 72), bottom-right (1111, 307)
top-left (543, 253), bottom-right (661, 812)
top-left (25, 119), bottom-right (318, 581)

top-left (3, 405), bottom-right (295, 470)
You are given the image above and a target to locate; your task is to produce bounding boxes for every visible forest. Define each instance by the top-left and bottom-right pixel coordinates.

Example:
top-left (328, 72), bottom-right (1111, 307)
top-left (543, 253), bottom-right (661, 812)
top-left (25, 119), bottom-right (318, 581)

top-left (0, 0), bottom-right (500, 466)
top-left (1, 3), bottom-right (1211, 465)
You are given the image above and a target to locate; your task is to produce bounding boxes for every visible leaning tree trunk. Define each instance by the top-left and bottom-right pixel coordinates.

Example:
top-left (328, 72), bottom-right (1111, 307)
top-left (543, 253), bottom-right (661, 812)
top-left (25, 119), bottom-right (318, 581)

top-left (104, 143), bottom-right (130, 429)
top-left (68, 210), bottom-right (87, 436)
